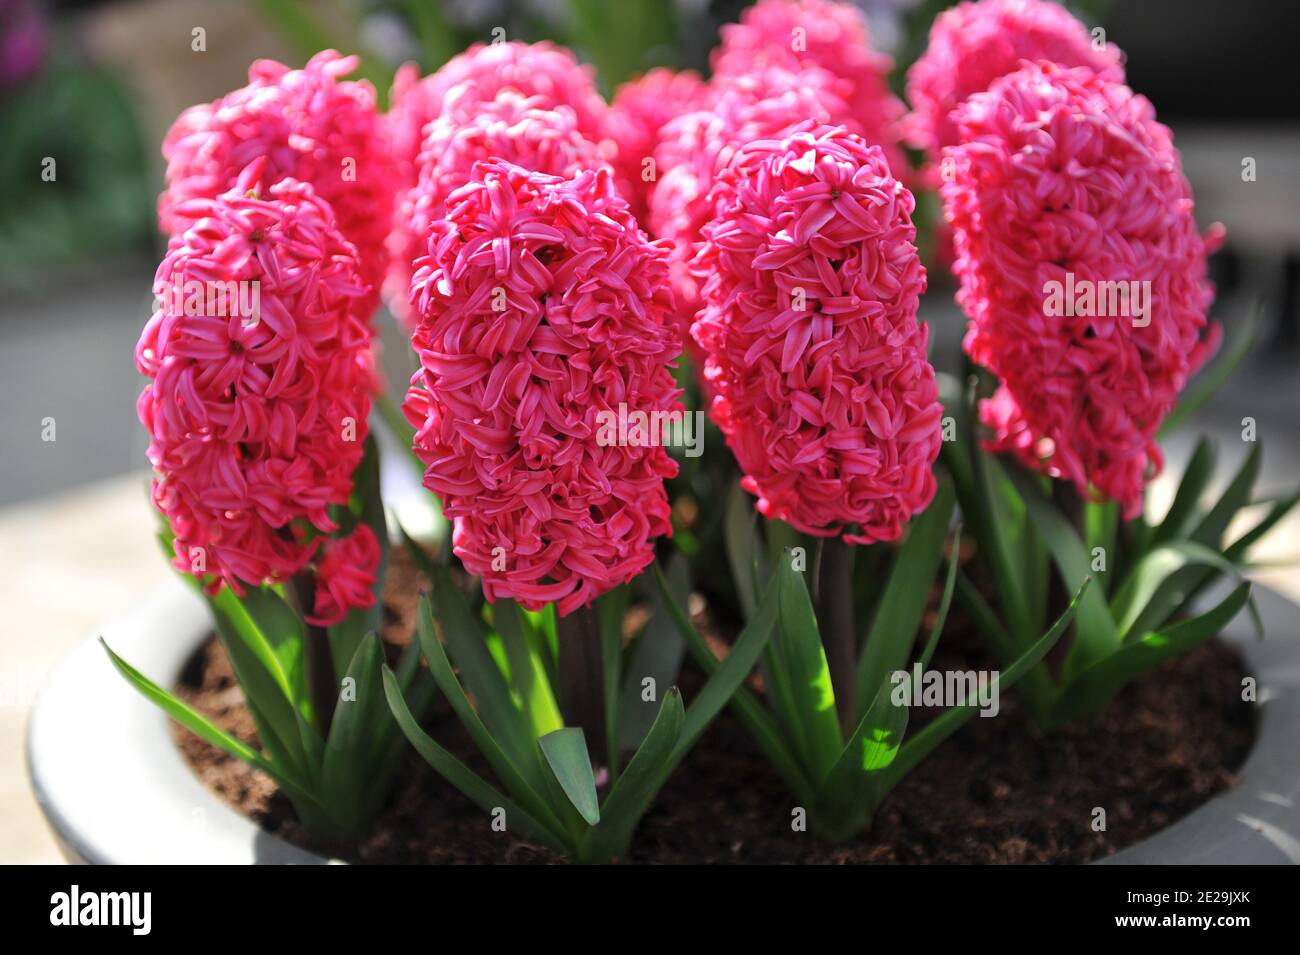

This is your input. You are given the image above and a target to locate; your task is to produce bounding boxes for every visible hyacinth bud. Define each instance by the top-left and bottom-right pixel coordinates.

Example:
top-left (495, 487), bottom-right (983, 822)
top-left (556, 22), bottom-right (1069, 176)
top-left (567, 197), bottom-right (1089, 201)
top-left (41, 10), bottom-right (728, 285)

top-left (693, 122), bottom-right (942, 544)
top-left (138, 162), bottom-right (377, 617)
top-left (403, 160), bottom-right (681, 615)
top-left (942, 62), bottom-right (1222, 516)
top-left (159, 50), bottom-right (395, 314)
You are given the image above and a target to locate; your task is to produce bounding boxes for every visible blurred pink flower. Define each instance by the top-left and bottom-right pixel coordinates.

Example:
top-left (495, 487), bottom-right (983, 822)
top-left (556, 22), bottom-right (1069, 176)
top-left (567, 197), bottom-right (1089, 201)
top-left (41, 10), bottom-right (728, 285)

top-left (904, 0), bottom-right (1124, 168)
top-left (403, 160), bottom-right (680, 615)
top-left (712, 0), bottom-right (907, 178)
top-left (606, 68), bottom-right (711, 223)
top-left (307, 524), bottom-right (380, 626)
top-left (159, 51), bottom-right (395, 314)
top-left (693, 122), bottom-right (941, 543)
top-left (385, 42), bottom-right (610, 321)
top-left (942, 62), bottom-right (1222, 516)
top-left (651, 63), bottom-right (849, 345)
top-left (138, 162), bottom-right (375, 596)
top-left (387, 88), bottom-right (608, 327)
top-left (387, 40), bottom-right (609, 195)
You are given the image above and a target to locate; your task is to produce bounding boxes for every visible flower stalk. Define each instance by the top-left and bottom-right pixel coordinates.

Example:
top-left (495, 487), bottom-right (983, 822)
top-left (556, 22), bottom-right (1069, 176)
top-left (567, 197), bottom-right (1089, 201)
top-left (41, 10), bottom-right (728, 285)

top-left (815, 536), bottom-right (856, 731)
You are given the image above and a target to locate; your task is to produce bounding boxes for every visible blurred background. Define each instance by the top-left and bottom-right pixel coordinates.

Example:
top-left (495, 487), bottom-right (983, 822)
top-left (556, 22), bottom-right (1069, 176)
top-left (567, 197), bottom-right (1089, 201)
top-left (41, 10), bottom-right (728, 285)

top-left (1, 0), bottom-right (1297, 862)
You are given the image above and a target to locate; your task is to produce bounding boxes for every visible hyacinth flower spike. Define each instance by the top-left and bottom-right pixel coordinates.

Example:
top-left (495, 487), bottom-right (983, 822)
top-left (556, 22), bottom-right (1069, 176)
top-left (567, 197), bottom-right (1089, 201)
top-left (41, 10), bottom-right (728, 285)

top-left (388, 160), bottom-right (783, 862)
top-left (649, 122), bottom-right (1088, 840)
top-left (938, 62), bottom-right (1283, 729)
top-left (103, 161), bottom-right (432, 840)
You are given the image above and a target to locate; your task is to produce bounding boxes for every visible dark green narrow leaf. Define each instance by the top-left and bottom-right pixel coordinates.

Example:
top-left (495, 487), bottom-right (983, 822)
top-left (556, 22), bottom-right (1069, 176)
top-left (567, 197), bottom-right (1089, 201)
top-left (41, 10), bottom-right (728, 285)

top-left (724, 481), bottom-right (759, 621)
top-left (538, 728), bottom-right (600, 826)
top-left (380, 666), bottom-right (566, 852)
top-left (618, 556), bottom-right (689, 748)
top-left (321, 632), bottom-right (386, 829)
top-left (585, 688), bottom-right (685, 863)
top-left (426, 565), bottom-right (536, 765)
top-left (1006, 465), bottom-right (1118, 674)
top-left (854, 479), bottom-right (955, 721)
top-left (597, 585), bottom-right (628, 778)
top-left (652, 562), bottom-right (813, 803)
top-left (1048, 583), bottom-right (1251, 727)
top-left (1152, 438), bottom-right (1217, 547)
top-left (774, 555), bottom-right (842, 780)
top-left (873, 578), bottom-right (1091, 800)
top-left (413, 597), bottom-right (564, 833)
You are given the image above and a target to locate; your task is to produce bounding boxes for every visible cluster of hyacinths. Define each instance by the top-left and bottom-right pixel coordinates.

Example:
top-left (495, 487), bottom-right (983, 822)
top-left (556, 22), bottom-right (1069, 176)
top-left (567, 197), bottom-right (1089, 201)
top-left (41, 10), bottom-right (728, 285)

top-left (103, 0), bottom-right (1296, 859)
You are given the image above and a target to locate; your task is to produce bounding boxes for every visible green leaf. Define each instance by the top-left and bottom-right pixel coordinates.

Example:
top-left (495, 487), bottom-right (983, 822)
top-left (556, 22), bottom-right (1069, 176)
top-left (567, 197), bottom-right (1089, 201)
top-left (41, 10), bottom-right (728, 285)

top-left (102, 638), bottom-right (273, 772)
top-left (651, 562), bottom-right (813, 803)
top-left (854, 478), bottom-right (955, 720)
top-left (874, 577), bottom-right (1092, 799)
top-left (969, 444), bottom-right (1035, 649)
top-left (538, 728), bottom-right (600, 826)
top-left (1110, 541), bottom-right (1243, 641)
top-left (380, 665), bottom-right (565, 852)
top-left (1193, 444), bottom-right (1262, 549)
top-left (774, 554), bottom-right (842, 780)
top-left (426, 564), bottom-right (536, 767)
top-left (1048, 583), bottom-right (1251, 727)
top-left (205, 588), bottom-right (313, 779)
top-left (585, 688), bottom-right (685, 863)
top-left (918, 525), bottom-right (961, 671)
top-left (412, 597), bottom-right (564, 833)
top-left (724, 482), bottom-right (759, 621)
top-left (1225, 486), bottom-right (1300, 562)
top-left (320, 632), bottom-right (386, 831)
top-left (1152, 438), bottom-right (1217, 547)
top-left (494, 600), bottom-right (564, 739)
top-left (1006, 465), bottom-right (1118, 673)
top-left (618, 556), bottom-right (688, 748)
top-left (597, 585), bottom-right (629, 778)
top-left (673, 559), bottom-right (784, 760)
top-left (328, 435), bottom-right (389, 678)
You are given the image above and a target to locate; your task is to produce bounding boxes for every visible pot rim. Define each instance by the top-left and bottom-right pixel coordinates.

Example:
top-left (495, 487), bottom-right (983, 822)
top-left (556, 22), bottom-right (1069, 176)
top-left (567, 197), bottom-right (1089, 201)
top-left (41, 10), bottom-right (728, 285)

top-left (26, 579), bottom-right (1300, 864)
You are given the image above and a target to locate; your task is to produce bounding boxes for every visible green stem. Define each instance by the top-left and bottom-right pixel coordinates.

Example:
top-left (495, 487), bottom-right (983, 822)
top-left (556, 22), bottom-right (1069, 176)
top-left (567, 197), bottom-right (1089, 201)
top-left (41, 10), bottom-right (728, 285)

top-left (557, 605), bottom-right (607, 764)
top-left (815, 536), bottom-right (857, 732)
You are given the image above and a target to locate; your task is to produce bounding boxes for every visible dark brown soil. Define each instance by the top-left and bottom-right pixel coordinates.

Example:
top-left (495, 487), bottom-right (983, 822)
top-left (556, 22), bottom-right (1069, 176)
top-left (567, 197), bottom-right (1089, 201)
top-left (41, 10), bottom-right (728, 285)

top-left (174, 550), bottom-right (1256, 864)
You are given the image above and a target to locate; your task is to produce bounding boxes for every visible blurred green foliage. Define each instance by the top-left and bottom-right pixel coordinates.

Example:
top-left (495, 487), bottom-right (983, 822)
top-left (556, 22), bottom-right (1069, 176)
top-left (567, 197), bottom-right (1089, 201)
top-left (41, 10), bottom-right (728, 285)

top-left (0, 54), bottom-right (153, 291)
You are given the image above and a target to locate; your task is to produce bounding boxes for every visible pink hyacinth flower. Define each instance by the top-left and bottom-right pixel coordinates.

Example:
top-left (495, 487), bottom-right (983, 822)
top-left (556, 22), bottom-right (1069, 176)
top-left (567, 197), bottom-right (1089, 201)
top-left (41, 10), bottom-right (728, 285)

top-left (307, 524), bottom-right (381, 627)
top-left (384, 41), bottom-right (611, 321)
top-left (159, 50), bottom-right (395, 315)
top-left (403, 160), bottom-right (680, 615)
top-left (387, 88), bottom-right (609, 327)
top-left (651, 63), bottom-right (851, 346)
top-left (693, 122), bottom-right (942, 544)
top-left (606, 68), bottom-right (712, 223)
top-left (138, 162), bottom-right (375, 596)
top-left (712, 0), bottom-right (907, 180)
top-left (904, 0), bottom-right (1124, 170)
top-left (942, 62), bottom-right (1222, 517)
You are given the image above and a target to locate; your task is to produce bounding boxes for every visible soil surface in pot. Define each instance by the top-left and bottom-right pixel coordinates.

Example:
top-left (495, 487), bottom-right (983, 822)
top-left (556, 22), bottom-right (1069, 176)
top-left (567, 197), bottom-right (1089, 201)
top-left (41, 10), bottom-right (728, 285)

top-left (174, 551), bottom-right (1255, 863)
